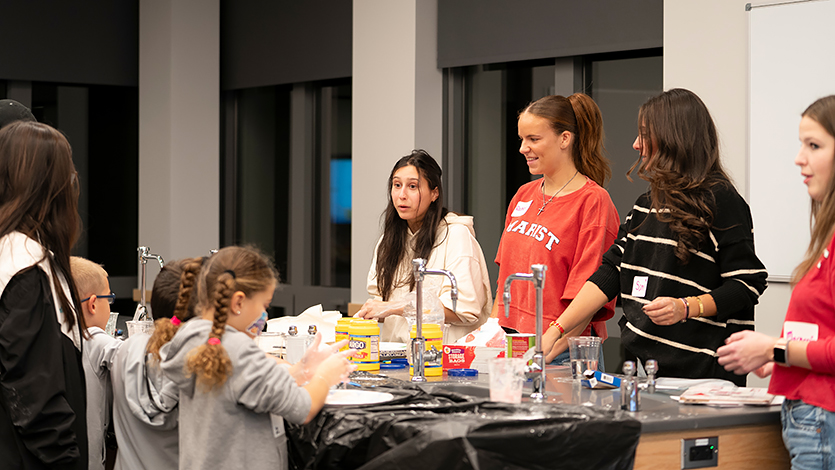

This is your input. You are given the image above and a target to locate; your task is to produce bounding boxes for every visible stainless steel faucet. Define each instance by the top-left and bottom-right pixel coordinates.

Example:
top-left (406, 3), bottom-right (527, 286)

top-left (411, 258), bottom-right (458, 383)
top-left (135, 246), bottom-right (165, 321)
top-left (503, 264), bottom-right (547, 401)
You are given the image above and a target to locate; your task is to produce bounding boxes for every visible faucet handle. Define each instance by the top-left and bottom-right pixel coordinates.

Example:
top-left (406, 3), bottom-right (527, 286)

top-left (622, 361), bottom-right (635, 377)
top-left (645, 359), bottom-right (658, 375)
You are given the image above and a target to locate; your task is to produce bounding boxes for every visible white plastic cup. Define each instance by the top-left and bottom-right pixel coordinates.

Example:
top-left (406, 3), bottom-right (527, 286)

top-left (488, 357), bottom-right (526, 404)
top-left (126, 320), bottom-right (155, 337)
top-left (568, 336), bottom-right (602, 380)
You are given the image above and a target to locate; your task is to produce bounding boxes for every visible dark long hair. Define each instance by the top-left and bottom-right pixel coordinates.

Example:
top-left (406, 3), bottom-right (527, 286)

top-left (0, 121), bottom-right (85, 334)
top-left (627, 88), bottom-right (732, 263)
top-left (521, 93), bottom-right (611, 186)
top-left (146, 257), bottom-right (205, 361)
top-left (376, 150), bottom-right (448, 300)
top-left (793, 96), bottom-right (835, 284)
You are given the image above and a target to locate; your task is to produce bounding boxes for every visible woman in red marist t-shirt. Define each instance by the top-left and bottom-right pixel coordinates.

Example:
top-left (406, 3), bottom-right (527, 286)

top-left (717, 96), bottom-right (835, 468)
top-left (493, 94), bottom-right (619, 365)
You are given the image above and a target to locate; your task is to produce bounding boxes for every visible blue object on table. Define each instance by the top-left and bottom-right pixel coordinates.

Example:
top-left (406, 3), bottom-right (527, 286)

top-left (448, 368), bottom-right (478, 378)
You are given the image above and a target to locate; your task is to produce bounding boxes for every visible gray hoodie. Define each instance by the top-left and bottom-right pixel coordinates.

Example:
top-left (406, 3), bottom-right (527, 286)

top-left (161, 319), bottom-right (311, 470)
top-left (110, 333), bottom-right (179, 470)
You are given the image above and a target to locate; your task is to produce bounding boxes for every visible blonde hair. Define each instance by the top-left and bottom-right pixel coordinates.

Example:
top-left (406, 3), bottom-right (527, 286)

top-left (186, 246), bottom-right (278, 390)
top-left (70, 256), bottom-right (108, 299)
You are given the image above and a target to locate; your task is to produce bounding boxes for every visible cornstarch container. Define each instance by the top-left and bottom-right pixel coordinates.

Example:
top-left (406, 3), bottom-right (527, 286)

top-left (410, 323), bottom-right (443, 377)
top-left (349, 319), bottom-right (380, 371)
top-left (335, 317), bottom-right (352, 351)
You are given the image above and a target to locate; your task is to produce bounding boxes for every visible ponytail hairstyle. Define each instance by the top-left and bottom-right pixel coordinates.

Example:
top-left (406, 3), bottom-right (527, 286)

top-left (146, 257), bottom-right (205, 361)
top-left (375, 150), bottom-right (448, 300)
top-left (186, 246), bottom-right (278, 390)
top-left (626, 88), bottom-right (732, 264)
top-left (0, 121), bottom-right (86, 337)
top-left (792, 95), bottom-right (835, 284)
top-left (521, 93), bottom-right (612, 187)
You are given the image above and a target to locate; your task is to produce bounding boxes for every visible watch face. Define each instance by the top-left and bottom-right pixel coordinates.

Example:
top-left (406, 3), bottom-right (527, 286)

top-left (774, 345), bottom-right (787, 365)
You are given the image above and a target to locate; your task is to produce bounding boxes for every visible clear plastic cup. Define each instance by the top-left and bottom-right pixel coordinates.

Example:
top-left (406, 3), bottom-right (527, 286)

top-left (488, 357), bottom-right (526, 404)
top-left (126, 320), bottom-right (155, 337)
top-left (568, 336), bottom-right (601, 380)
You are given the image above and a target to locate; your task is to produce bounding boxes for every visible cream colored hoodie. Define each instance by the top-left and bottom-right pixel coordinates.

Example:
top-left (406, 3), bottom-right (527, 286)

top-left (366, 212), bottom-right (493, 344)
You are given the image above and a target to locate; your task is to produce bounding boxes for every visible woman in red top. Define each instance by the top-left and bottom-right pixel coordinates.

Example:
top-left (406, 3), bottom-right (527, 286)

top-left (492, 94), bottom-right (619, 365)
top-left (718, 96), bottom-right (835, 469)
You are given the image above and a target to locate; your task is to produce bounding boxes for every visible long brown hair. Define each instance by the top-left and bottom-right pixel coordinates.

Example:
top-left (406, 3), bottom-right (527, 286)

top-left (375, 150), bottom-right (448, 300)
top-left (146, 257), bottom-right (205, 361)
top-left (792, 96), bottom-right (835, 284)
top-left (186, 246), bottom-right (278, 390)
top-left (521, 93), bottom-right (611, 187)
top-left (627, 88), bottom-right (732, 264)
top-left (0, 121), bottom-right (85, 334)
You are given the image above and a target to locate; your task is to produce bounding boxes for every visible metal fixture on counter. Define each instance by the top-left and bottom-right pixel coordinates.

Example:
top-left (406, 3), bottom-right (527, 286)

top-left (621, 361), bottom-right (640, 411)
top-left (411, 258), bottom-right (458, 383)
top-left (503, 264), bottom-right (547, 402)
top-left (135, 246), bottom-right (165, 321)
top-left (645, 359), bottom-right (658, 394)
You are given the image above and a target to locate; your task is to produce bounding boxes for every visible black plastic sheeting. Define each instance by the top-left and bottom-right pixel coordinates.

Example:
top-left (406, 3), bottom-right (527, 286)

top-left (287, 382), bottom-right (641, 470)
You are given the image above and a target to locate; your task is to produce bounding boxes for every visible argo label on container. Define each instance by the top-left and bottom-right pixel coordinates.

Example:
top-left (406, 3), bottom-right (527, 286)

top-left (349, 319), bottom-right (380, 371)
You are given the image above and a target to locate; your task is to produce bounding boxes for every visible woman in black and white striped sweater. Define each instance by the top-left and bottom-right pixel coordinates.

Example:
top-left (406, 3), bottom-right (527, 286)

top-left (542, 88), bottom-right (768, 386)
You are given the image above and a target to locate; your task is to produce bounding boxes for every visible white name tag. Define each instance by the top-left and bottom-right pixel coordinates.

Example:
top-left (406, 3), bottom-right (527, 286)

top-left (511, 200), bottom-right (532, 217)
top-left (269, 413), bottom-right (286, 439)
top-left (631, 276), bottom-right (648, 298)
top-left (784, 321), bottom-right (819, 342)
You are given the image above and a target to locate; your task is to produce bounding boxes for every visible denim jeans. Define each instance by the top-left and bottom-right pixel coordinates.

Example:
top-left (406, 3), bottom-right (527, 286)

top-left (781, 399), bottom-right (835, 470)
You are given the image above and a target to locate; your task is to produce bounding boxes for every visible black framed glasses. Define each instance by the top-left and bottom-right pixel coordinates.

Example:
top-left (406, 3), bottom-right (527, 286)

top-left (81, 293), bottom-right (116, 305)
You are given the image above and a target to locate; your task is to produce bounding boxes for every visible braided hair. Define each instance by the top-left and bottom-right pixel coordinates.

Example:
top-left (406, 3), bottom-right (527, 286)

top-left (186, 246), bottom-right (278, 390)
top-left (146, 257), bottom-right (205, 361)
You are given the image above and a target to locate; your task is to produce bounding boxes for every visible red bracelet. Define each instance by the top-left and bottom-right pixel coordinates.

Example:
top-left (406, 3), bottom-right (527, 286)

top-left (549, 320), bottom-right (565, 337)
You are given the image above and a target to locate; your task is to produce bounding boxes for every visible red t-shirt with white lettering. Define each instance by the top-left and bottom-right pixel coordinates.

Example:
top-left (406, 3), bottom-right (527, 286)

top-left (495, 178), bottom-right (619, 339)
top-left (769, 232), bottom-right (835, 412)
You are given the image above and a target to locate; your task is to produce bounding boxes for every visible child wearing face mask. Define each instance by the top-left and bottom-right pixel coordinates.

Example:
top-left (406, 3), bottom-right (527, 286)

top-left (160, 246), bottom-right (354, 470)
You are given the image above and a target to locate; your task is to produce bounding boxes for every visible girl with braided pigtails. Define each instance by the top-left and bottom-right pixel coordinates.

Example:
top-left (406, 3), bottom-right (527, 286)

top-left (111, 257), bottom-right (205, 470)
top-left (161, 246), bottom-right (355, 470)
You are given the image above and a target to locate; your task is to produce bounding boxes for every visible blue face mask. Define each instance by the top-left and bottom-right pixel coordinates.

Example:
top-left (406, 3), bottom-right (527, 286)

top-left (247, 311), bottom-right (268, 337)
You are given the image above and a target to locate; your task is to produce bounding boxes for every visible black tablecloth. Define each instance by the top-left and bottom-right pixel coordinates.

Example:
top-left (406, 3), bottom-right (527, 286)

top-left (287, 382), bottom-right (641, 470)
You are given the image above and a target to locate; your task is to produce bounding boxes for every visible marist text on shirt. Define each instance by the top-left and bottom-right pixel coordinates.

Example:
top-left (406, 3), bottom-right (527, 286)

top-left (505, 220), bottom-right (560, 251)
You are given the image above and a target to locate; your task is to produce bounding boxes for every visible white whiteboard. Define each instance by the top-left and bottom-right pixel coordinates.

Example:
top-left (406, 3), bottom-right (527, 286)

top-left (749, 0), bottom-right (835, 281)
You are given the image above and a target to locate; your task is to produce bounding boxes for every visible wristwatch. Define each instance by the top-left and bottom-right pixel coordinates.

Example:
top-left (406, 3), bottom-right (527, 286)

top-left (773, 338), bottom-right (790, 366)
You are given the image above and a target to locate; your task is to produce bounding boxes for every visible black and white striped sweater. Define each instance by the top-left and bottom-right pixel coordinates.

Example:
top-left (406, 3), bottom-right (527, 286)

top-left (589, 182), bottom-right (768, 386)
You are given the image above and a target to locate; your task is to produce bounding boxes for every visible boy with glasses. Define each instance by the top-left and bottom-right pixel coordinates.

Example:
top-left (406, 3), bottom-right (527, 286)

top-left (70, 256), bottom-right (122, 470)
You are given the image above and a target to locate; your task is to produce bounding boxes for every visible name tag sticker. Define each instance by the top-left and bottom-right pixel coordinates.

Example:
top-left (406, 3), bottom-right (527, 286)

top-left (270, 413), bottom-right (286, 439)
top-left (631, 276), bottom-right (648, 298)
top-left (783, 321), bottom-right (819, 342)
top-left (511, 200), bottom-right (532, 217)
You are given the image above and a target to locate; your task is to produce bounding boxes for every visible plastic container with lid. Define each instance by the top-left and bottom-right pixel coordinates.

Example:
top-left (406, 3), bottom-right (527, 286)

top-left (447, 368), bottom-right (478, 381)
top-left (335, 317), bottom-right (352, 351)
top-left (409, 323), bottom-right (443, 377)
top-left (349, 318), bottom-right (380, 371)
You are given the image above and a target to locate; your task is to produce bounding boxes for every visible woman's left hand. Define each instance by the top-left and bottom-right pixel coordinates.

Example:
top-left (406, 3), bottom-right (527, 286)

top-left (643, 296), bottom-right (686, 325)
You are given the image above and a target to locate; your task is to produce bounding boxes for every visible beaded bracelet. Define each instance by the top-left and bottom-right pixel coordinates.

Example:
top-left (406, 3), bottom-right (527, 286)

top-left (679, 297), bottom-right (689, 322)
top-left (549, 320), bottom-right (565, 338)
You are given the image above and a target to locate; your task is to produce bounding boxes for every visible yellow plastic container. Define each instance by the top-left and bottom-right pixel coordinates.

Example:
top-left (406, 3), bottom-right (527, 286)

top-left (335, 317), bottom-right (352, 351)
top-left (409, 323), bottom-right (443, 377)
top-left (349, 319), bottom-right (380, 371)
